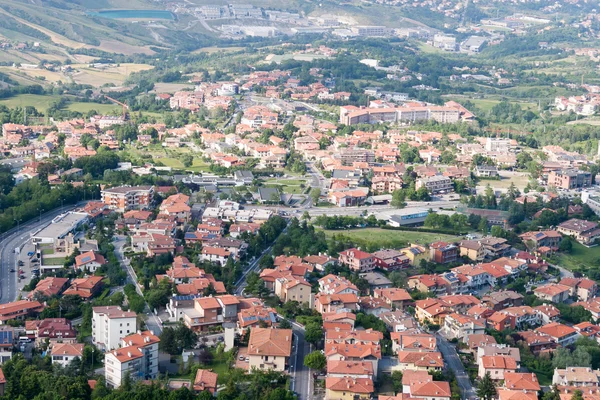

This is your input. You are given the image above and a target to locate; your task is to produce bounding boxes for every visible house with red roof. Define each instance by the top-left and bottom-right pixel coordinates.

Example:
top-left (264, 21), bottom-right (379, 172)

top-left (478, 355), bottom-right (517, 380)
top-left (535, 322), bottom-right (580, 346)
top-left (193, 369), bottom-right (218, 394)
top-left (338, 248), bottom-right (374, 272)
top-left (402, 370), bottom-right (451, 400)
top-left (75, 251), bottom-right (106, 273)
top-left (62, 276), bottom-right (104, 299)
top-left (326, 377), bottom-right (373, 400)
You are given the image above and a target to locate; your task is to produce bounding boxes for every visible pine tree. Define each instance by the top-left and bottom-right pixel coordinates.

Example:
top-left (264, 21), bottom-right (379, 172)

top-left (476, 372), bottom-right (497, 400)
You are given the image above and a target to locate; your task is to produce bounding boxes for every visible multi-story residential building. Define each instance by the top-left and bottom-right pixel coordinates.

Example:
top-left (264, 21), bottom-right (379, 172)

top-left (474, 165), bottom-right (499, 178)
top-left (314, 293), bottom-right (359, 314)
top-left (338, 248), bottom-right (375, 272)
top-left (200, 246), bottom-right (231, 266)
top-left (558, 218), bottom-right (600, 245)
top-left (496, 306), bottom-right (541, 329)
top-left (534, 283), bottom-right (572, 303)
top-left (430, 241), bottom-right (458, 264)
top-left (373, 288), bottom-right (412, 310)
top-left (482, 291), bottom-right (524, 311)
top-left (535, 322), bottom-right (580, 347)
top-left (478, 237), bottom-right (512, 259)
top-left (101, 186), bottom-right (154, 212)
top-left (395, 351), bottom-right (444, 372)
top-left (74, 251), bottom-right (106, 273)
top-left (372, 249), bottom-right (410, 271)
top-left (401, 244), bottom-right (428, 267)
top-left (104, 331), bottom-right (160, 388)
top-left (318, 274), bottom-right (359, 295)
top-left (399, 371), bottom-right (451, 400)
top-left (553, 367), bottom-right (600, 388)
top-left (441, 313), bottom-right (486, 341)
top-left (247, 328), bottom-right (292, 372)
top-left (485, 138), bottom-right (511, 153)
top-left (183, 297), bottom-right (225, 331)
top-left (274, 276), bottom-right (312, 307)
top-left (548, 169), bottom-right (592, 190)
top-left (560, 278), bottom-right (598, 301)
top-left (478, 355), bottom-right (517, 381)
top-left (325, 377), bottom-right (374, 400)
top-left (458, 240), bottom-right (485, 262)
top-left (51, 343), bottom-right (84, 367)
top-left (92, 306), bottom-right (137, 351)
top-left (415, 175), bottom-right (453, 194)
top-left (519, 230), bottom-right (562, 249)
top-left (26, 318), bottom-right (77, 347)
top-left (0, 300), bottom-right (44, 324)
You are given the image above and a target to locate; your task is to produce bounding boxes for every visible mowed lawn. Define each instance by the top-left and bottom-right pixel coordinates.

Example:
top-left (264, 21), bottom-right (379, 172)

top-left (556, 242), bottom-right (600, 271)
top-left (322, 228), bottom-right (463, 250)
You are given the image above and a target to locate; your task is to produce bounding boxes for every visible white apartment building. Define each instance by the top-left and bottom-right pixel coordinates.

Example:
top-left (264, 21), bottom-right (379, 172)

top-left (92, 306), bottom-right (138, 351)
top-left (104, 331), bottom-right (160, 388)
top-left (485, 138), bottom-right (511, 153)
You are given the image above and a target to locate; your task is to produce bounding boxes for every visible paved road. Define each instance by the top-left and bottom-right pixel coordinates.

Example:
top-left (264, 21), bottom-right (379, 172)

top-left (290, 322), bottom-right (312, 400)
top-left (114, 236), bottom-right (163, 335)
top-left (435, 333), bottom-right (475, 400)
top-left (0, 204), bottom-right (83, 303)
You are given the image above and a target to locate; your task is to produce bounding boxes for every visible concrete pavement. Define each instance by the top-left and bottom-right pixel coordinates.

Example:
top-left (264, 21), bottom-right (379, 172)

top-left (435, 333), bottom-right (475, 400)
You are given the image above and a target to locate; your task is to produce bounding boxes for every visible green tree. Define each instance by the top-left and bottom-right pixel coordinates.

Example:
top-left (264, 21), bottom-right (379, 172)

top-left (476, 372), bottom-right (497, 400)
top-left (159, 327), bottom-right (180, 355)
top-left (310, 188), bottom-right (321, 204)
top-left (305, 323), bottom-right (323, 345)
top-left (572, 390), bottom-right (584, 400)
top-left (559, 236), bottom-right (573, 253)
top-left (391, 189), bottom-right (407, 208)
top-left (478, 217), bottom-right (489, 234)
top-left (279, 319), bottom-right (292, 329)
top-left (304, 350), bottom-right (326, 371)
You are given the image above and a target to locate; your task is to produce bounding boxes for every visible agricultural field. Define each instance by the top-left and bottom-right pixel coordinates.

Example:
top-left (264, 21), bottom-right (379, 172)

top-left (321, 228), bottom-right (462, 251)
top-left (0, 94), bottom-right (62, 110)
top-left (70, 63), bottom-right (154, 87)
top-left (67, 102), bottom-right (121, 114)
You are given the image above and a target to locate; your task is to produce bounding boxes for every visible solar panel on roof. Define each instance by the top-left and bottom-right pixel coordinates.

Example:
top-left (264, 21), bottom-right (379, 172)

top-left (81, 256), bottom-right (92, 262)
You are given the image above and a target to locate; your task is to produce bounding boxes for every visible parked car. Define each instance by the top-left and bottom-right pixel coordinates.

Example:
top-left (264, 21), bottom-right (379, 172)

top-left (9, 269), bottom-right (14, 273)
top-left (27, 252), bottom-right (34, 257)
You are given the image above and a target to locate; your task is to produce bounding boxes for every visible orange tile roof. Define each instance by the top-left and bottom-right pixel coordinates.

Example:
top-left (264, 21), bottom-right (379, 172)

top-left (397, 351), bottom-right (443, 368)
top-left (481, 355), bottom-right (518, 370)
top-left (51, 343), bottom-right (84, 357)
top-left (503, 372), bottom-right (540, 391)
top-left (535, 322), bottom-right (577, 339)
top-left (498, 389), bottom-right (538, 400)
top-left (325, 377), bottom-right (374, 394)
top-left (248, 327), bottom-right (292, 357)
top-left (327, 360), bottom-right (374, 375)
top-left (193, 369), bottom-right (218, 391)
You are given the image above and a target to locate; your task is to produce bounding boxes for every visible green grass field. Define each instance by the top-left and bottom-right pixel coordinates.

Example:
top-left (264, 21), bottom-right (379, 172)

top-left (67, 102), bottom-right (121, 114)
top-left (556, 242), bottom-right (600, 271)
top-left (42, 257), bottom-right (66, 266)
top-left (156, 157), bottom-right (210, 172)
top-left (0, 94), bottom-right (61, 110)
top-left (321, 228), bottom-right (462, 251)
